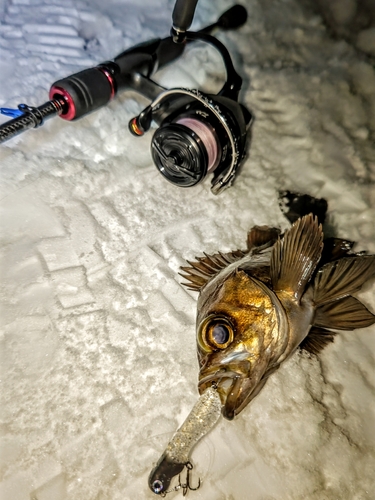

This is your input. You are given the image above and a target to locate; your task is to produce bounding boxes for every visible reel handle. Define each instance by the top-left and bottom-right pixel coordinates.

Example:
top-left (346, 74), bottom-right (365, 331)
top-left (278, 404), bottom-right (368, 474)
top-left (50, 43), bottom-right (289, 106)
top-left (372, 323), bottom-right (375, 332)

top-left (172, 0), bottom-right (199, 42)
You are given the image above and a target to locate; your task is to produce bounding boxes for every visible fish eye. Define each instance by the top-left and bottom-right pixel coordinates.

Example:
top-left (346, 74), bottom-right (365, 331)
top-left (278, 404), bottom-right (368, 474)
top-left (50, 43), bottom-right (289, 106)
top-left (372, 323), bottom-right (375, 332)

top-left (152, 479), bottom-right (164, 494)
top-left (211, 324), bottom-right (230, 344)
top-left (198, 315), bottom-right (234, 351)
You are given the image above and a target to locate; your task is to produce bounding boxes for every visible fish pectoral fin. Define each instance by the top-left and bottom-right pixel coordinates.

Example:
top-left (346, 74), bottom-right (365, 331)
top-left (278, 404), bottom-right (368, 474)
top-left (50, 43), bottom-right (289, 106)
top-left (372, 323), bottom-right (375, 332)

top-left (313, 255), bottom-right (375, 305)
top-left (299, 326), bottom-right (336, 355)
top-left (247, 226), bottom-right (280, 252)
top-left (270, 214), bottom-right (323, 300)
top-left (314, 296), bottom-right (375, 330)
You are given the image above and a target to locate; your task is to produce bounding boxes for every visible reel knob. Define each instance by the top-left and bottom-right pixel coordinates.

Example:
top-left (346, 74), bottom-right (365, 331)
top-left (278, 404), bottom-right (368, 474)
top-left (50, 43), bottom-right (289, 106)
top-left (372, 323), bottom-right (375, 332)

top-left (151, 123), bottom-right (208, 187)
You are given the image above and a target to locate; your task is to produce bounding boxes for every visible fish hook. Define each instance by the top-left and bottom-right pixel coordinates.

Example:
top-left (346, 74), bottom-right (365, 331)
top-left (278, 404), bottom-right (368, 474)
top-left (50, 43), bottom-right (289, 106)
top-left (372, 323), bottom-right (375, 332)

top-left (159, 462), bottom-right (201, 497)
top-left (178, 461), bottom-right (201, 496)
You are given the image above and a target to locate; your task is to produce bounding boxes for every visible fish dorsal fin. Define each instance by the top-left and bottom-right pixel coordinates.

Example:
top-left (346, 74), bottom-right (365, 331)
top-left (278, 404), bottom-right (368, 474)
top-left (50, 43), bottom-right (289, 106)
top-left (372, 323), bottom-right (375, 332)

top-left (270, 214), bottom-right (323, 300)
top-left (180, 249), bottom-right (246, 292)
top-left (299, 326), bottom-right (336, 355)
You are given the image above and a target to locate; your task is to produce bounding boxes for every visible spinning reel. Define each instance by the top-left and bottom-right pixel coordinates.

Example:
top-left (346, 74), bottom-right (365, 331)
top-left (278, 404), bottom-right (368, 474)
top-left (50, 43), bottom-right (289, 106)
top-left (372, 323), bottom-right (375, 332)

top-left (0, 1), bottom-right (252, 194)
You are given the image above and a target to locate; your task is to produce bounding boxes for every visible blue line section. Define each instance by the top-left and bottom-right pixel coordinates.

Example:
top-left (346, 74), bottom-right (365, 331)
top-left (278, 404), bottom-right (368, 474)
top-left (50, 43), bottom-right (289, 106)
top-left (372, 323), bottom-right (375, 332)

top-left (0, 107), bottom-right (24, 118)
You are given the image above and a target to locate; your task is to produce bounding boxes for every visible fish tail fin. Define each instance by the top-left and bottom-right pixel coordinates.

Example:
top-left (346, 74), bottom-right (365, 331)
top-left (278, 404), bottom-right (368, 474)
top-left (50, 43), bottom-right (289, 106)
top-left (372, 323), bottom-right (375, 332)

top-left (311, 255), bottom-right (375, 332)
top-left (270, 214), bottom-right (323, 300)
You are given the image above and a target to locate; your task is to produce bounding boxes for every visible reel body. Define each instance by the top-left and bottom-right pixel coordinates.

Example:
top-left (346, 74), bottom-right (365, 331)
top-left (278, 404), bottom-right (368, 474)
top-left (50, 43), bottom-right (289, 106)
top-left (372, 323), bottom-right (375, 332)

top-left (129, 30), bottom-right (252, 194)
top-left (149, 90), bottom-right (251, 193)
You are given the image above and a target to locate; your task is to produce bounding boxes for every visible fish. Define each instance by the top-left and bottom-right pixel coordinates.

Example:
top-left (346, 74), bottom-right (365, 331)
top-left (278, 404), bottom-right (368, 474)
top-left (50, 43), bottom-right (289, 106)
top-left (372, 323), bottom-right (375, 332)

top-left (148, 209), bottom-right (375, 496)
top-left (180, 213), bottom-right (375, 421)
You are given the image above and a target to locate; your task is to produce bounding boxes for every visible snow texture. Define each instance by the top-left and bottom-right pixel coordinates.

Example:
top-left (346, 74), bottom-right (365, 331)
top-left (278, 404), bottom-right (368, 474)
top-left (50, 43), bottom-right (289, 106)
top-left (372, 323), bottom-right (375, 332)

top-left (316, 0), bottom-right (375, 57)
top-left (0, 0), bottom-right (374, 499)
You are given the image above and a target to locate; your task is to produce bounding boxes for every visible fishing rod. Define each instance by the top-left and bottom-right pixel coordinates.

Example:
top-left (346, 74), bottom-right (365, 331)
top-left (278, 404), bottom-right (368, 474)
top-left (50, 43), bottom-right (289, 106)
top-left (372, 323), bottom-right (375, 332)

top-left (0, 1), bottom-right (252, 194)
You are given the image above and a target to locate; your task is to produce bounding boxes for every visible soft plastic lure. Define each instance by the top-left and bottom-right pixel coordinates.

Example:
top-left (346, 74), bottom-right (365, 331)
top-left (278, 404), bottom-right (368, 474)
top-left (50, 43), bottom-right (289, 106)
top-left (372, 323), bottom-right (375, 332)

top-left (148, 385), bottom-right (222, 496)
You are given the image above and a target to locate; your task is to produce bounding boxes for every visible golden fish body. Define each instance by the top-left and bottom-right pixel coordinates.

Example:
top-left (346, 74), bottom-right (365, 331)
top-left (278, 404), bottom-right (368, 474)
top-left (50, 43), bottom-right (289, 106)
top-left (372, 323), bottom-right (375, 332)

top-left (181, 215), bottom-right (375, 420)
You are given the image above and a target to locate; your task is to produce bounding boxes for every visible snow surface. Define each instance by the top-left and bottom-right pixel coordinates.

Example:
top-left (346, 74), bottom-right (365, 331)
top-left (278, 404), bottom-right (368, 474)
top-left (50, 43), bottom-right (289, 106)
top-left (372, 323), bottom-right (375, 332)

top-left (0, 0), bottom-right (375, 499)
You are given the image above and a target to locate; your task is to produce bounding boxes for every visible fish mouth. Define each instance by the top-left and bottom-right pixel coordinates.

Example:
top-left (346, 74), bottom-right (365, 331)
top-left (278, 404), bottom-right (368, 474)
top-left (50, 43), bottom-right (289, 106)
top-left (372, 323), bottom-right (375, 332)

top-left (198, 364), bottom-right (250, 420)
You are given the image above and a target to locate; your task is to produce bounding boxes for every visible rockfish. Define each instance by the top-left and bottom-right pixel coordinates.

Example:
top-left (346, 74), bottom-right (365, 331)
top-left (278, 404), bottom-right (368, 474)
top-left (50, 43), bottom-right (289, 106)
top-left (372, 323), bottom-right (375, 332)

top-left (181, 213), bottom-right (375, 420)
top-left (149, 212), bottom-right (375, 496)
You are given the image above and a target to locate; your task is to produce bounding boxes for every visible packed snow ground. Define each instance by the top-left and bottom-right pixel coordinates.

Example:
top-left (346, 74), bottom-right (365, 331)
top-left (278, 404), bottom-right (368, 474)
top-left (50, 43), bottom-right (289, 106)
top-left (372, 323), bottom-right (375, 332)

top-left (0, 0), bottom-right (374, 499)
